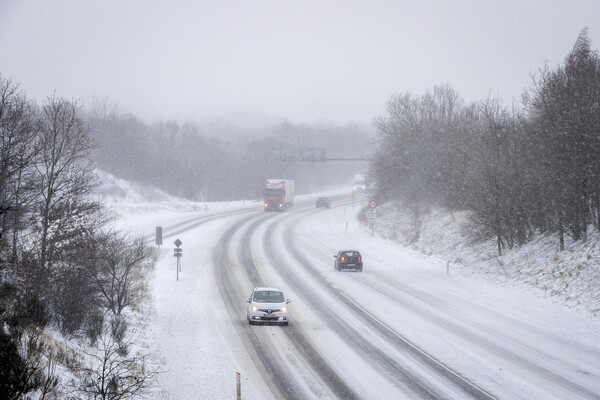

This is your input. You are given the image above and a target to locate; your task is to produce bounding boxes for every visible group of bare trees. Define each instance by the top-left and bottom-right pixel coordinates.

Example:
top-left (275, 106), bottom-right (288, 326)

top-left (85, 102), bottom-right (373, 202)
top-left (0, 75), bottom-right (155, 399)
top-left (372, 29), bottom-right (600, 254)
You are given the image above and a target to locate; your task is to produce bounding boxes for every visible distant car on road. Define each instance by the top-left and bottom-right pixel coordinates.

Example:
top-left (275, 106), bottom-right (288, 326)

top-left (246, 287), bottom-right (291, 325)
top-left (334, 250), bottom-right (363, 272)
top-left (316, 197), bottom-right (331, 208)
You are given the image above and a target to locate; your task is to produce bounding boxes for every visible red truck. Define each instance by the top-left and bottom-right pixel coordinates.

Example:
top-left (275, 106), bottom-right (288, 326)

top-left (263, 179), bottom-right (295, 211)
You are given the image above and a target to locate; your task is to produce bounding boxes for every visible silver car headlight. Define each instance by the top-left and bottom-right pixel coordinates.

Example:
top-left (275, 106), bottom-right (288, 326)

top-left (280, 306), bottom-right (287, 313)
top-left (251, 305), bottom-right (259, 312)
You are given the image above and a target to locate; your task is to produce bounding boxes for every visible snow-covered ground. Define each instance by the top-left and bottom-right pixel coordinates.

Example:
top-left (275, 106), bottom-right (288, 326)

top-left (368, 201), bottom-right (600, 316)
top-left (100, 176), bottom-right (600, 399)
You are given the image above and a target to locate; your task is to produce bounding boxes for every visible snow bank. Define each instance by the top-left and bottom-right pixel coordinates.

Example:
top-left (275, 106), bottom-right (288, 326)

top-left (366, 201), bottom-right (600, 316)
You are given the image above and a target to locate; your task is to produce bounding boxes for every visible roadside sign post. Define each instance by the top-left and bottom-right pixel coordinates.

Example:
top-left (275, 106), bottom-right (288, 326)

top-left (174, 239), bottom-right (183, 281)
top-left (367, 202), bottom-right (377, 237)
top-left (155, 226), bottom-right (162, 247)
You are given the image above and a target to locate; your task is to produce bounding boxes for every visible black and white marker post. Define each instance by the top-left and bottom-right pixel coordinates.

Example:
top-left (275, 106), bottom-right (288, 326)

top-left (173, 238), bottom-right (182, 281)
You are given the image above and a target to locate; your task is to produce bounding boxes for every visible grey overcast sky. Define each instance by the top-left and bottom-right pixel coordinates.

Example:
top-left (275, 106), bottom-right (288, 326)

top-left (1, 0), bottom-right (599, 125)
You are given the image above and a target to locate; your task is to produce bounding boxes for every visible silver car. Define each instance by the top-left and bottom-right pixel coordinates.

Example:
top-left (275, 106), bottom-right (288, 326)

top-left (246, 287), bottom-right (291, 325)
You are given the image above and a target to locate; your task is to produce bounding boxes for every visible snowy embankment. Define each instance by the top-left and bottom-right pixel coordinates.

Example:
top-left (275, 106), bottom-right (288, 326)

top-left (365, 201), bottom-right (600, 316)
top-left (95, 170), bottom-right (252, 233)
top-left (95, 170), bottom-right (205, 226)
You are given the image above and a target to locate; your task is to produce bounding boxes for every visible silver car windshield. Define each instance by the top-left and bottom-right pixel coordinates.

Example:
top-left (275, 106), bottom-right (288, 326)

top-left (253, 291), bottom-right (284, 303)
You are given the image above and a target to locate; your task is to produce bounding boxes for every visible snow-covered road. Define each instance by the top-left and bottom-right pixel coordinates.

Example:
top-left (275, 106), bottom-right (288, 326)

top-left (121, 193), bottom-right (600, 399)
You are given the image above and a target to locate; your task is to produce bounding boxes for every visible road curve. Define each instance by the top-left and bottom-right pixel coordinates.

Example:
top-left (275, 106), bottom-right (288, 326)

top-left (181, 195), bottom-right (600, 399)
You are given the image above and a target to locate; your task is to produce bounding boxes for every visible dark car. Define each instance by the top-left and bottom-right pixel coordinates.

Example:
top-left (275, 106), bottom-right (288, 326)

top-left (334, 250), bottom-right (363, 272)
top-left (316, 197), bottom-right (331, 208)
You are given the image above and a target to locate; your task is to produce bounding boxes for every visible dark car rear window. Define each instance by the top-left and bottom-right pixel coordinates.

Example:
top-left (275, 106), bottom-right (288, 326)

top-left (342, 251), bottom-right (360, 257)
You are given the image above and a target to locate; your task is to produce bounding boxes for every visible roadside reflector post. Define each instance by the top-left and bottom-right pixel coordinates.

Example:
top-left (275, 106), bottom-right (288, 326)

top-left (236, 372), bottom-right (241, 400)
top-left (446, 261), bottom-right (450, 276)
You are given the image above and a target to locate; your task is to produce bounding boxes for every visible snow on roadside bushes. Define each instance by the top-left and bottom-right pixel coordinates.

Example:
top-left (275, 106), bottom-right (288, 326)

top-left (364, 200), bottom-right (600, 316)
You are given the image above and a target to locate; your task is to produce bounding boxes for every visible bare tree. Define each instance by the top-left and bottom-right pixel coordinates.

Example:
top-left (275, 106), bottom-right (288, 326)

top-left (89, 233), bottom-right (154, 316)
top-left (465, 96), bottom-right (516, 255)
top-left (0, 75), bottom-right (37, 265)
top-left (76, 325), bottom-right (157, 400)
top-left (373, 85), bottom-right (469, 214)
top-left (32, 97), bottom-right (98, 271)
top-left (24, 97), bottom-right (107, 336)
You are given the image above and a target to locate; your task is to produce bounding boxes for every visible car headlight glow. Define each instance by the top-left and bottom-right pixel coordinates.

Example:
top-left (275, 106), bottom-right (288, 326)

top-left (280, 306), bottom-right (287, 313)
top-left (251, 306), bottom-right (259, 312)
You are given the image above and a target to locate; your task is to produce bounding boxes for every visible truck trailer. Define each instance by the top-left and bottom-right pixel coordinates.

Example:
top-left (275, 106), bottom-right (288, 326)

top-left (263, 179), bottom-right (294, 211)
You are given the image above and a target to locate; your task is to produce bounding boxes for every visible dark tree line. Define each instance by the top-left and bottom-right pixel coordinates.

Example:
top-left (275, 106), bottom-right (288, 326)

top-left (372, 29), bottom-right (600, 254)
top-left (85, 100), bottom-right (373, 202)
top-left (0, 76), bottom-right (155, 399)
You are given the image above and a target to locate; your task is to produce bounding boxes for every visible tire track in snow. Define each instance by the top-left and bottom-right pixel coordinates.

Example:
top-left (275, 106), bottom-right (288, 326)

top-left (294, 204), bottom-right (600, 399)
top-left (213, 206), bottom-right (360, 399)
top-left (239, 216), bottom-right (360, 400)
top-left (213, 211), bottom-right (303, 399)
top-left (272, 205), bottom-right (498, 400)
top-left (262, 214), bottom-right (446, 399)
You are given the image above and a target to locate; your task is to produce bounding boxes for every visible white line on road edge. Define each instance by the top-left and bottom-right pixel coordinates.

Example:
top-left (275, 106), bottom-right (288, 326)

top-left (338, 291), bottom-right (498, 400)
